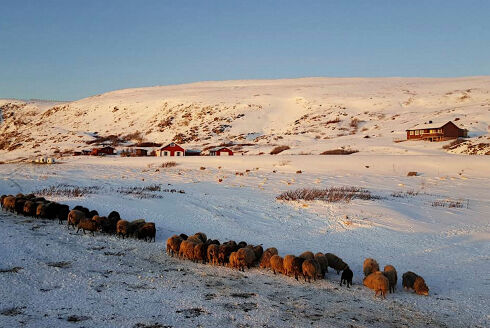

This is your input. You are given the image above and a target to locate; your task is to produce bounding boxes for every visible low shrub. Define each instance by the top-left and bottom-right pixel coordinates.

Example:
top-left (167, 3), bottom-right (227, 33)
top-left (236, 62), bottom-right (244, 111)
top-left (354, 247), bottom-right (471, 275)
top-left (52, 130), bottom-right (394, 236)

top-left (161, 161), bottom-right (177, 168)
top-left (320, 149), bottom-right (359, 155)
top-left (277, 186), bottom-right (376, 203)
top-left (270, 145), bottom-right (290, 155)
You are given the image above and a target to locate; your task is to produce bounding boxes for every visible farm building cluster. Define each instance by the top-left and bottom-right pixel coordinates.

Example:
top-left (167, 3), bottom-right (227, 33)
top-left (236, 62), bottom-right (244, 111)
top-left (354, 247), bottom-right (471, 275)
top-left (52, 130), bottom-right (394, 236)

top-left (74, 143), bottom-right (234, 157)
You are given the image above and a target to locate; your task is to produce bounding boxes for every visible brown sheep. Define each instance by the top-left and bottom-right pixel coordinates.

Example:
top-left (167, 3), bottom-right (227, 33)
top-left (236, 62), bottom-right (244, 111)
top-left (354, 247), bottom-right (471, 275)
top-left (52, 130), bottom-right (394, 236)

top-left (235, 247), bottom-right (256, 271)
top-left (207, 244), bottom-right (219, 265)
top-left (291, 257), bottom-right (305, 281)
top-left (23, 200), bottom-right (37, 217)
top-left (282, 255), bottom-right (296, 276)
top-left (325, 253), bottom-right (348, 274)
top-left (15, 198), bottom-right (27, 215)
top-left (228, 251), bottom-right (238, 268)
top-left (314, 252), bottom-right (329, 277)
top-left (259, 248), bottom-right (278, 269)
top-left (299, 251), bottom-right (314, 261)
top-left (67, 210), bottom-right (85, 229)
top-left (269, 255), bottom-right (284, 274)
top-left (36, 202), bottom-right (47, 218)
top-left (179, 240), bottom-right (197, 260)
top-left (237, 241), bottom-right (247, 249)
top-left (3, 196), bottom-right (16, 212)
top-left (383, 265), bottom-right (397, 293)
top-left (252, 245), bottom-right (263, 262)
top-left (137, 222), bottom-right (156, 242)
top-left (363, 258), bottom-right (380, 277)
top-left (166, 235), bottom-right (183, 256)
top-left (402, 271), bottom-right (429, 296)
top-left (193, 232), bottom-right (207, 243)
top-left (56, 204), bottom-right (70, 225)
top-left (77, 219), bottom-right (99, 235)
top-left (302, 259), bottom-right (319, 283)
top-left (116, 220), bottom-right (129, 238)
top-left (363, 271), bottom-right (389, 298)
top-left (0, 195), bottom-right (6, 209)
top-left (127, 219), bottom-right (146, 237)
top-left (218, 244), bottom-right (234, 265)
top-left (193, 242), bottom-right (208, 263)
top-left (187, 235), bottom-right (203, 244)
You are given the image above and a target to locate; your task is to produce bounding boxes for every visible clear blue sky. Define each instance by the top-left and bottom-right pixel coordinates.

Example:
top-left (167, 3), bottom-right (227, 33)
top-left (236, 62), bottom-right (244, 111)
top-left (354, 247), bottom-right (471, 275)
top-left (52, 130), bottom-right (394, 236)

top-left (1, 1), bottom-right (489, 100)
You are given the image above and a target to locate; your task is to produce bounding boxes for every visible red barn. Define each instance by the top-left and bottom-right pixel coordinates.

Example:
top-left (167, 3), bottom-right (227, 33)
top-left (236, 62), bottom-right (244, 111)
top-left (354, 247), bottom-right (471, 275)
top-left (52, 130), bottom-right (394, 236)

top-left (91, 146), bottom-right (115, 156)
top-left (406, 121), bottom-right (467, 142)
top-left (209, 147), bottom-right (233, 156)
top-left (158, 143), bottom-right (185, 156)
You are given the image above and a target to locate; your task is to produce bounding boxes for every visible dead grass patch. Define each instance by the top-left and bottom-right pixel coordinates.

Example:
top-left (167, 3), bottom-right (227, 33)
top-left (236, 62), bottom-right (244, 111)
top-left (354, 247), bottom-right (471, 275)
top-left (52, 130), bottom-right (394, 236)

top-left (270, 145), bottom-right (290, 155)
top-left (320, 149), bottom-right (359, 155)
top-left (277, 187), bottom-right (376, 202)
top-left (161, 161), bottom-right (177, 168)
top-left (35, 184), bottom-right (100, 197)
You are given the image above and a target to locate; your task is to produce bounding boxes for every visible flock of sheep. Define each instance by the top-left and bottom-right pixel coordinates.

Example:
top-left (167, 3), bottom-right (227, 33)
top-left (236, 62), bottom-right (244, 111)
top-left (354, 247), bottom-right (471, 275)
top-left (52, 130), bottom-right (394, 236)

top-left (0, 193), bottom-right (156, 242)
top-left (1, 192), bottom-right (429, 299)
top-left (167, 232), bottom-right (430, 298)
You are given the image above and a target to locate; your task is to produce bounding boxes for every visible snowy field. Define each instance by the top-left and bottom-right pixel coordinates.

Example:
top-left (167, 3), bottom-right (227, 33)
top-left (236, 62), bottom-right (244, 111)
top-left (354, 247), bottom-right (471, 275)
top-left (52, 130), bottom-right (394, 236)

top-left (0, 155), bottom-right (489, 327)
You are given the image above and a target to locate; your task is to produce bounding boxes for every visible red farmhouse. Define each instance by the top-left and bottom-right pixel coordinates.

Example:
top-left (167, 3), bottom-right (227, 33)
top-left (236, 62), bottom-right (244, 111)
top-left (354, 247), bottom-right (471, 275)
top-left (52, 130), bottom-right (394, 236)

top-left (158, 143), bottom-right (185, 156)
top-left (91, 146), bottom-right (115, 156)
top-left (406, 121), bottom-right (467, 142)
top-left (209, 147), bottom-right (233, 156)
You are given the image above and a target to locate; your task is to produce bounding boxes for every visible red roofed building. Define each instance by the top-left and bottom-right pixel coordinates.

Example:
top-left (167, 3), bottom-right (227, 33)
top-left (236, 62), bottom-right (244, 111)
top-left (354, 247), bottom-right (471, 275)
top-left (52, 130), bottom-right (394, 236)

top-left (209, 147), bottom-right (233, 156)
top-left (158, 143), bottom-right (185, 156)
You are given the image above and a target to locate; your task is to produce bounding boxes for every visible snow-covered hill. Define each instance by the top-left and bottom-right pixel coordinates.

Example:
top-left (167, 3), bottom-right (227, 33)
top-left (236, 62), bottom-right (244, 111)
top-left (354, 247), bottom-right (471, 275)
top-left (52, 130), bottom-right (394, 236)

top-left (1, 77), bottom-right (489, 161)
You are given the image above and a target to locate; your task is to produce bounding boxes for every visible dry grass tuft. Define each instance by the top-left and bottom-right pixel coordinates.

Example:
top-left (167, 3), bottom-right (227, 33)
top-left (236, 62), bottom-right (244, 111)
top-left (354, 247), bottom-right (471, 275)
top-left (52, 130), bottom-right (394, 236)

top-left (35, 184), bottom-right (100, 197)
top-left (270, 145), bottom-right (290, 155)
top-left (161, 161), bottom-right (177, 168)
top-left (320, 149), bottom-right (359, 155)
top-left (277, 186), bottom-right (376, 203)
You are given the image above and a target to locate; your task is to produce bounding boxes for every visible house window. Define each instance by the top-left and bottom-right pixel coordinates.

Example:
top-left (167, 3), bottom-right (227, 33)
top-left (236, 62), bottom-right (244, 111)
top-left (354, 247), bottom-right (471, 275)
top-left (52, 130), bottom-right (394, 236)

top-left (415, 130), bottom-right (419, 135)
top-left (438, 129), bottom-right (442, 133)
top-left (430, 129), bottom-right (436, 134)
top-left (410, 131), bottom-right (414, 135)
top-left (164, 151), bottom-right (169, 156)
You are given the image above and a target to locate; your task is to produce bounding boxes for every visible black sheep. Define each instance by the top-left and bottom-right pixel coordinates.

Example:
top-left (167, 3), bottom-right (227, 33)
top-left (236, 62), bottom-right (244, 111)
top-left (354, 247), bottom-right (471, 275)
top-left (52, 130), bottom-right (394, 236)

top-left (340, 267), bottom-right (353, 287)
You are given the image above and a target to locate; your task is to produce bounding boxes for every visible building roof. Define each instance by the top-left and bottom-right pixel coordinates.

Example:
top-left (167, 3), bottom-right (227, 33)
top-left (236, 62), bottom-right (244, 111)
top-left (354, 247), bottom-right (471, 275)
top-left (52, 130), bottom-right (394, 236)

top-left (160, 143), bottom-right (184, 150)
top-left (209, 146), bottom-right (231, 152)
top-left (406, 121), bottom-right (453, 131)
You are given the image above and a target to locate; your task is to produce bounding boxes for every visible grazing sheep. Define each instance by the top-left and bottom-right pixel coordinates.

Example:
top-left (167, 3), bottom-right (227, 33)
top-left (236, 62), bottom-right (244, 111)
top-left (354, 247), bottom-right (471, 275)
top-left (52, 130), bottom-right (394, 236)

top-left (166, 235), bottom-right (183, 256)
top-left (194, 232), bottom-right (207, 243)
top-left (363, 271), bottom-right (389, 298)
top-left (291, 257), bottom-right (305, 281)
top-left (228, 251), bottom-right (238, 268)
top-left (127, 219), bottom-right (146, 237)
top-left (116, 220), bottom-right (129, 238)
top-left (402, 271), bottom-right (429, 296)
top-left (237, 241), bottom-right (247, 249)
top-left (314, 252), bottom-right (329, 277)
top-left (325, 253), bottom-right (348, 274)
top-left (56, 204), bottom-right (70, 224)
top-left (218, 244), bottom-right (235, 265)
top-left (35, 202), bottom-right (46, 218)
top-left (92, 216), bottom-right (111, 233)
top-left (299, 251), bottom-right (314, 261)
top-left (383, 265), bottom-right (397, 293)
top-left (252, 245), bottom-right (263, 262)
top-left (179, 233), bottom-right (188, 240)
top-left (235, 247), bottom-right (256, 271)
top-left (108, 211), bottom-right (120, 222)
top-left (77, 219), bottom-right (99, 235)
top-left (207, 244), bottom-right (219, 265)
top-left (73, 206), bottom-right (90, 217)
top-left (137, 222), bottom-right (156, 242)
top-left (269, 255), bottom-right (284, 274)
top-left (3, 196), bottom-right (16, 212)
top-left (23, 200), bottom-right (37, 216)
top-left (15, 193), bottom-right (24, 199)
top-left (209, 239), bottom-right (220, 246)
top-left (340, 267), bottom-right (353, 287)
top-left (259, 248), bottom-right (278, 269)
top-left (14, 198), bottom-right (27, 215)
top-left (363, 258), bottom-right (380, 277)
top-left (187, 235), bottom-right (203, 244)
top-left (193, 242), bottom-right (208, 263)
top-left (179, 240), bottom-right (197, 260)
top-left (302, 259), bottom-right (319, 282)
top-left (67, 210), bottom-right (86, 229)
top-left (282, 255), bottom-right (296, 276)
top-left (0, 195), bottom-right (6, 209)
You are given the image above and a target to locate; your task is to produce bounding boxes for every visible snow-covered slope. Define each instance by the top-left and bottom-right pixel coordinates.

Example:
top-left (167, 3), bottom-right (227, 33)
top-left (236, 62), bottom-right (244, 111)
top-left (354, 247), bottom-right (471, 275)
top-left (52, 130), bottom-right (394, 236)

top-left (1, 77), bottom-right (489, 161)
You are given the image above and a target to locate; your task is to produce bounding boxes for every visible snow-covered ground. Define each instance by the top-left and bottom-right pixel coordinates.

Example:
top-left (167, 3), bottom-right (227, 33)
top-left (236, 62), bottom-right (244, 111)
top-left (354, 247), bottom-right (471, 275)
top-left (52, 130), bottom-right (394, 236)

top-left (1, 155), bottom-right (489, 327)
